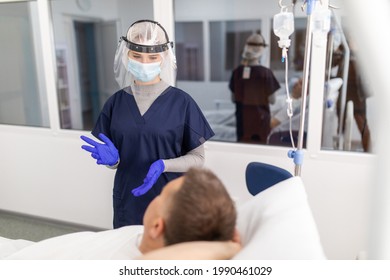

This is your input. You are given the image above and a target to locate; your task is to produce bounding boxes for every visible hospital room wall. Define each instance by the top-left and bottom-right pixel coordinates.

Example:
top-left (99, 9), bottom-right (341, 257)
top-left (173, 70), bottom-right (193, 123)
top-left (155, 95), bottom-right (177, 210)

top-left (0, 0), bottom-right (378, 260)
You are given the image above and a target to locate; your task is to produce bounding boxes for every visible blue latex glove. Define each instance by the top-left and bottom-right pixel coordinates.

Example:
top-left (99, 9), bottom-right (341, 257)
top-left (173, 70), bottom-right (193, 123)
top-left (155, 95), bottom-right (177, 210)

top-left (132, 160), bottom-right (165, 197)
top-left (80, 133), bottom-right (119, 166)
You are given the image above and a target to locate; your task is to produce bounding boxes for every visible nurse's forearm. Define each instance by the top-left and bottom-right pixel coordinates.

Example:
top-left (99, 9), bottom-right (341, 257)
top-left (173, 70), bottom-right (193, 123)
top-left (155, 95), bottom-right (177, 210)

top-left (163, 144), bottom-right (205, 173)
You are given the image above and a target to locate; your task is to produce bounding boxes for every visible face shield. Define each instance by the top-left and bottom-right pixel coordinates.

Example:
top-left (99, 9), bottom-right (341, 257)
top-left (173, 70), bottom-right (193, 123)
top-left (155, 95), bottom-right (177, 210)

top-left (242, 33), bottom-right (267, 62)
top-left (114, 19), bottom-right (177, 90)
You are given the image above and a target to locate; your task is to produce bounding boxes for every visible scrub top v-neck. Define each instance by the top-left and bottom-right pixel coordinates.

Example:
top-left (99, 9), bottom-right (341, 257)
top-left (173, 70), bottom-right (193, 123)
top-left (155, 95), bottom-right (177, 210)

top-left (92, 86), bottom-right (214, 227)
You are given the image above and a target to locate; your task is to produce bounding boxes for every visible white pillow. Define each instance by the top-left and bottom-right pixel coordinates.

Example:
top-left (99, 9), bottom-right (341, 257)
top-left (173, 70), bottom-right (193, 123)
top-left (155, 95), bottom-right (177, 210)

top-left (233, 176), bottom-right (326, 259)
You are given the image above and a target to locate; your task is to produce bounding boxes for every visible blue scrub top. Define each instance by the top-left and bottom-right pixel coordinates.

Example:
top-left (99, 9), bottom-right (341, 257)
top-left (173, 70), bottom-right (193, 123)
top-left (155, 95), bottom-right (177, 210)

top-left (92, 86), bottom-right (214, 228)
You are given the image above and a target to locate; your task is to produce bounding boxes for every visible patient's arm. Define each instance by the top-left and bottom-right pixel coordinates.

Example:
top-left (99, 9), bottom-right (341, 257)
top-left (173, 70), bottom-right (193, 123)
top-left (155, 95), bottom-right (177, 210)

top-left (138, 241), bottom-right (241, 260)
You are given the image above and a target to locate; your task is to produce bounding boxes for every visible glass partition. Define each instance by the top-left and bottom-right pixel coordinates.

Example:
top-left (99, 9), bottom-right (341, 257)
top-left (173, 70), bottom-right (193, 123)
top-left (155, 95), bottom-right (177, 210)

top-left (43, 0), bottom-right (372, 152)
top-left (175, 22), bottom-right (204, 81)
top-left (174, 1), bottom-right (308, 147)
top-left (174, 0), bottom-right (372, 152)
top-left (49, 0), bottom-right (154, 130)
top-left (209, 20), bottom-right (261, 82)
top-left (0, 0), bottom-right (49, 128)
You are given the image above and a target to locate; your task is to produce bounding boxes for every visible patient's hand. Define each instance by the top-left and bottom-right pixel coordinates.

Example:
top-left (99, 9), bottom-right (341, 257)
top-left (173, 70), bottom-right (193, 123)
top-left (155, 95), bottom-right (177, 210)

top-left (137, 240), bottom-right (242, 260)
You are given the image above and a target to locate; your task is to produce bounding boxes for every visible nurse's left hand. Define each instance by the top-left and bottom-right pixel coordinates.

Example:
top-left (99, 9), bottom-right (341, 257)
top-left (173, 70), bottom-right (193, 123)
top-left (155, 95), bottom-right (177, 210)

top-left (132, 160), bottom-right (165, 197)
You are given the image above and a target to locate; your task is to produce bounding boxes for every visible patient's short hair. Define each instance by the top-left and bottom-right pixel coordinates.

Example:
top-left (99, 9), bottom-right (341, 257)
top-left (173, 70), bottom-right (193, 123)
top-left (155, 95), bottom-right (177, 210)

top-left (164, 167), bottom-right (236, 245)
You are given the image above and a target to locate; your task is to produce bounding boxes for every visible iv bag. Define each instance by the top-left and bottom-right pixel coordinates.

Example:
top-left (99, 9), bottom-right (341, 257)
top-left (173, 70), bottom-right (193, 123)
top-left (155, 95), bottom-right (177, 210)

top-left (312, 9), bottom-right (331, 47)
top-left (273, 12), bottom-right (295, 48)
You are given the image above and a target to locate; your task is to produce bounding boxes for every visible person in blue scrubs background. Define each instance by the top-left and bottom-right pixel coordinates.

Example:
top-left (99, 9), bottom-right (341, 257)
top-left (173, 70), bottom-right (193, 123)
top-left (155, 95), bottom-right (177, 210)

top-left (80, 20), bottom-right (214, 228)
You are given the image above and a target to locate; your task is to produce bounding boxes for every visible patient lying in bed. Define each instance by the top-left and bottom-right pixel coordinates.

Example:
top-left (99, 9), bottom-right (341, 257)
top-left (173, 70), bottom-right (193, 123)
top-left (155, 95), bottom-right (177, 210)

top-left (1, 169), bottom-right (326, 260)
top-left (3, 167), bottom-right (241, 260)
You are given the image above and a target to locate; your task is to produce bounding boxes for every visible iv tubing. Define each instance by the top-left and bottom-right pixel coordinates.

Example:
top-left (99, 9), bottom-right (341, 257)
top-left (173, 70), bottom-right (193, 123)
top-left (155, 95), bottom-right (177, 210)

top-left (283, 48), bottom-right (296, 149)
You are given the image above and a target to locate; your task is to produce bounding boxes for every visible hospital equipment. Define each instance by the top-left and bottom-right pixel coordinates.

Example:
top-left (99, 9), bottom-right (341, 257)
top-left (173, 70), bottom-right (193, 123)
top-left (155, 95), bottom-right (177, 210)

top-left (273, 1), bottom-right (299, 156)
top-left (311, 9), bottom-right (331, 47)
top-left (273, 2), bottom-right (295, 119)
top-left (273, 0), bottom-right (332, 175)
top-left (234, 176), bottom-right (325, 259)
top-left (273, 6), bottom-right (294, 50)
top-left (245, 162), bottom-right (292, 196)
top-left (290, 0), bottom-right (314, 175)
top-left (326, 11), bottom-right (350, 150)
top-left (343, 100), bottom-right (353, 151)
top-left (321, 77), bottom-right (343, 149)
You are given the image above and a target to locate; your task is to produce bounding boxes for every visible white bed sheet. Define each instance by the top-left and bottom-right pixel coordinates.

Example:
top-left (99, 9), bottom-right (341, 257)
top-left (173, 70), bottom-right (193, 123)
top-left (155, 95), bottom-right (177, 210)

top-left (0, 237), bottom-right (34, 259)
top-left (203, 109), bottom-right (237, 142)
top-left (1, 177), bottom-right (325, 260)
top-left (3, 225), bottom-right (143, 260)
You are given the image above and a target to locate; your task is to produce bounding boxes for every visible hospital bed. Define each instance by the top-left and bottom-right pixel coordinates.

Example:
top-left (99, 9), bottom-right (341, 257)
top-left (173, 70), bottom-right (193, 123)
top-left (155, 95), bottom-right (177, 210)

top-left (0, 176), bottom-right (326, 260)
top-left (203, 99), bottom-right (237, 142)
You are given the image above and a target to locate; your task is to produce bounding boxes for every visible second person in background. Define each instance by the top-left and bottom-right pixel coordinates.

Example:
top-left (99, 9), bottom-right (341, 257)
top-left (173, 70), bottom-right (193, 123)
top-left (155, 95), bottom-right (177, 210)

top-left (229, 32), bottom-right (280, 144)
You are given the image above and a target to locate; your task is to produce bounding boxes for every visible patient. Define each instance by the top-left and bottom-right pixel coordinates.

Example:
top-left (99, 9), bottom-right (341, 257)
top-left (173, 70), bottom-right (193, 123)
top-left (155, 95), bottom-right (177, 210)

top-left (4, 167), bottom-right (241, 260)
top-left (139, 167), bottom-right (240, 259)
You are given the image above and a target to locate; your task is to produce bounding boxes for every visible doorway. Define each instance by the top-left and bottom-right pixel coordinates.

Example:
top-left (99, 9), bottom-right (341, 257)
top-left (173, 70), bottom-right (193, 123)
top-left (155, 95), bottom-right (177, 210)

top-left (74, 21), bottom-right (100, 131)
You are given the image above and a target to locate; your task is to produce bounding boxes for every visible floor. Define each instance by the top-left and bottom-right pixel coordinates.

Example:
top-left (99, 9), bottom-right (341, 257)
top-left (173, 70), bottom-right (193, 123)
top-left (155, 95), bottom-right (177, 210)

top-left (0, 210), bottom-right (104, 242)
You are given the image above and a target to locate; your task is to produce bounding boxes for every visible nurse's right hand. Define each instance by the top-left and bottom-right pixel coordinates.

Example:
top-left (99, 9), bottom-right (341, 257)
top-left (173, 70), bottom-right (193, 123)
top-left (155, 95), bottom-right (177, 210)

top-left (80, 133), bottom-right (119, 166)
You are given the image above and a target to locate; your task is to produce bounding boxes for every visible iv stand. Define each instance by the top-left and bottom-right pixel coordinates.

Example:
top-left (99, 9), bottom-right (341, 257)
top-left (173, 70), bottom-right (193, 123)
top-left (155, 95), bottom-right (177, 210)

top-left (284, 0), bottom-right (330, 176)
top-left (290, 0), bottom-right (329, 176)
top-left (291, 0), bottom-right (315, 176)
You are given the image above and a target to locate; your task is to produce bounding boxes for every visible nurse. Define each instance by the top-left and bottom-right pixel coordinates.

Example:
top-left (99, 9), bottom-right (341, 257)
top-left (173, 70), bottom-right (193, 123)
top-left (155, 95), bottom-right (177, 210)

top-left (80, 20), bottom-right (214, 228)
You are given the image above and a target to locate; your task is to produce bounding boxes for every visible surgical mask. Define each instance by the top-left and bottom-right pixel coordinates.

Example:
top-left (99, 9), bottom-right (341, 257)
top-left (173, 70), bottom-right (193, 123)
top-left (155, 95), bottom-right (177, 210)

top-left (127, 59), bottom-right (161, 82)
top-left (242, 45), bottom-right (263, 60)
